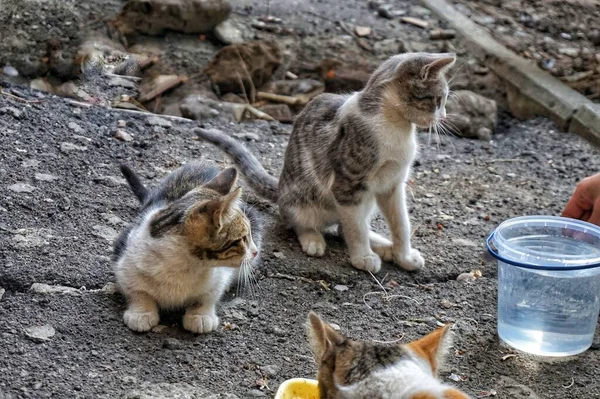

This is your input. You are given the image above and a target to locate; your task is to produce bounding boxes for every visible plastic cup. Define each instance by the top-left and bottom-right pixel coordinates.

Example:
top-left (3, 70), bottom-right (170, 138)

top-left (487, 216), bottom-right (600, 356)
top-left (274, 378), bottom-right (319, 399)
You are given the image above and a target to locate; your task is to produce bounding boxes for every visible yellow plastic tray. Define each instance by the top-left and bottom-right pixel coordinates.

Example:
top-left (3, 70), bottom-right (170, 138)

top-left (274, 378), bottom-right (319, 399)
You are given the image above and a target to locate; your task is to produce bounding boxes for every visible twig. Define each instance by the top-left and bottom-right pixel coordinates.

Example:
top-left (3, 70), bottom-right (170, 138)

top-left (563, 378), bottom-right (575, 389)
top-left (371, 334), bottom-right (405, 344)
top-left (236, 71), bottom-right (250, 104)
top-left (109, 107), bottom-right (195, 123)
top-left (400, 17), bottom-right (429, 29)
top-left (244, 105), bottom-right (275, 121)
top-left (257, 91), bottom-right (301, 105)
top-left (301, 10), bottom-right (335, 22)
top-left (105, 73), bottom-right (142, 82)
top-left (67, 100), bottom-right (93, 108)
top-left (0, 89), bottom-right (43, 104)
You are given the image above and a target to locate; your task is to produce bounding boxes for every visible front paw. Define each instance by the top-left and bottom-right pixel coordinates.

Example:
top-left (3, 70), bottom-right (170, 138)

top-left (394, 248), bottom-right (424, 271)
top-left (372, 244), bottom-right (393, 262)
top-left (350, 252), bottom-right (382, 273)
top-left (183, 314), bottom-right (220, 334)
top-left (124, 310), bottom-right (159, 332)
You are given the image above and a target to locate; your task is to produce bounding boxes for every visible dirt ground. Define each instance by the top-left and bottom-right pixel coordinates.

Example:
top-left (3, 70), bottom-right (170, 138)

top-left (2, 0), bottom-right (600, 398)
top-left (1, 83), bottom-right (600, 398)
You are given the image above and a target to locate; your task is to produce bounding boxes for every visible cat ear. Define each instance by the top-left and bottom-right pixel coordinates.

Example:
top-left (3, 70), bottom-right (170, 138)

top-left (420, 54), bottom-right (456, 80)
top-left (407, 323), bottom-right (453, 375)
top-left (307, 312), bottom-right (345, 361)
top-left (205, 167), bottom-right (238, 195)
top-left (205, 187), bottom-right (242, 231)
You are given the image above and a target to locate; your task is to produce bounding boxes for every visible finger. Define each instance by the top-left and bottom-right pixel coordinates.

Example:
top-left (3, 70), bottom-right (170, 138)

top-left (587, 200), bottom-right (600, 227)
top-left (562, 193), bottom-right (585, 220)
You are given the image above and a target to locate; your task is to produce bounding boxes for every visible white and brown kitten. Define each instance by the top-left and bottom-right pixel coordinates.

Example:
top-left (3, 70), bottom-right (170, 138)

top-left (196, 52), bottom-right (456, 274)
top-left (112, 162), bottom-right (261, 333)
top-left (307, 312), bottom-right (470, 399)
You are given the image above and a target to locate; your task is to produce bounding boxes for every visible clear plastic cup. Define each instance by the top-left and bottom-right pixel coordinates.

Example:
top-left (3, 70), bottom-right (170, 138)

top-left (487, 216), bottom-right (600, 356)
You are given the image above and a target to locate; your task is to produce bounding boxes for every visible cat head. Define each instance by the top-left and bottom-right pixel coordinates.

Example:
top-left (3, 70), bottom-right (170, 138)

top-left (149, 167), bottom-right (258, 267)
top-left (366, 52), bottom-right (456, 129)
top-left (307, 312), bottom-right (469, 399)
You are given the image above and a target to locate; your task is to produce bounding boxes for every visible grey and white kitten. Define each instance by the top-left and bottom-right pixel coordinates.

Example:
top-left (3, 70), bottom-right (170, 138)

top-left (113, 162), bottom-right (261, 333)
top-left (196, 52), bottom-right (455, 274)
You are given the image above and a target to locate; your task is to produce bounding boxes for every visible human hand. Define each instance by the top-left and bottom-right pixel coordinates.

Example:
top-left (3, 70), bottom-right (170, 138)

top-left (562, 173), bottom-right (600, 226)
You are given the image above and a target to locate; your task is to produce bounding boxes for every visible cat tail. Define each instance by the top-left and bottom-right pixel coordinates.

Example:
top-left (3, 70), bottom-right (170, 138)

top-left (119, 164), bottom-right (148, 203)
top-left (194, 128), bottom-right (279, 202)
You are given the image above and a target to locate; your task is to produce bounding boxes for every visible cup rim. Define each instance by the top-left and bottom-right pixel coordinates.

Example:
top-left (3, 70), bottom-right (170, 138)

top-left (487, 215), bottom-right (600, 271)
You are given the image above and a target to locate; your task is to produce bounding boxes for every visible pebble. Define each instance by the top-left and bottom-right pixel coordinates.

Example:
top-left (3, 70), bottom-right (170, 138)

top-left (117, 120), bottom-right (127, 128)
top-left (214, 20), bottom-right (244, 45)
top-left (440, 299), bottom-right (456, 309)
top-left (109, 76), bottom-right (137, 89)
top-left (94, 175), bottom-right (125, 187)
top-left (22, 159), bottom-right (40, 168)
top-left (333, 284), bottom-right (349, 292)
top-left (24, 324), bottom-right (55, 343)
top-left (233, 132), bottom-right (261, 141)
top-left (456, 272), bottom-right (477, 282)
top-left (452, 238), bottom-right (477, 247)
top-left (147, 116), bottom-right (173, 128)
top-left (152, 325), bottom-right (168, 333)
top-left (558, 47), bottom-right (579, 57)
top-left (8, 183), bottom-right (36, 193)
top-left (162, 338), bottom-right (183, 350)
top-left (260, 364), bottom-right (280, 377)
top-left (1, 107), bottom-right (23, 119)
top-left (67, 122), bottom-right (85, 135)
top-left (99, 282), bottom-right (118, 294)
top-left (60, 142), bottom-right (87, 153)
top-left (329, 323), bottom-right (341, 331)
top-left (0, 287), bottom-right (4, 301)
top-left (35, 173), bottom-right (59, 182)
top-left (114, 129), bottom-right (133, 142)
top-left (2, 65), bottom-right (19, 77)
top-left (92, 225), bottom-right (118, 242)
top-left (355, 26), bottom-right (371, 37)
top-left (30, 283), bottom-right (80, 295)
top-left (271, 326), bottom-right (286, 337)
top-left (272, 251), bottom-right (286, 259)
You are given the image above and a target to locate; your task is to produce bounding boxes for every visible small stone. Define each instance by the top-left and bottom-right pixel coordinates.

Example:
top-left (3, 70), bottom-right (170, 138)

top-left (35, 173), bottom-right (59, 182)
top-left (60, 142), bottom-right (87, 153)
top-left (8, 183), bottom-right (36, 193)
top-left (30, 283), bottom-right (80, 295)
top-left (114, 129), bottom-right (133, 142)
top-left (2, 65), bottom-right (19, 77)
top-left (24, 324), bottom-right (55, 343)
top-left (33, 382), bottom-right (42, 390)
top-left (22, 159), bottom-right (40, 168)
top-left (147, 116), bottom-right (173, 128)
top-left (109, 76), bottom-right (137, 89)
top-left (247, 390), bottom-right (266, 397)
top-left (117, 120), bottom-right (127, 128)
top-left (272, 251), bottom-right (286, 259)
top-left (67, 122), bottom-right (85, 134)
top-left (440, 299), bottom-right (456, 309)
top-left (260, 365), bottom-right (280, 377)
top-left (94, 175), bottom-right (125, 187)
top-left (329, 323), bottom-right (341, 331)
top-left (92, 225), bottom-right (118, 242)
top-left (152, 325), bottom-right (168, 333)
top-left (272, 326), bottom-right (286, 337)
top-left (334, 284), bottom-right (349, 292)
top-left (214, 20), bottom-right (244, 45)
top-left (1, 107), bottom-right (23, 119)
top-left (558, 47), bottom-right (580, 57)
top-left (100, 282), bottom-right (118, 294)
top-left (232, 132), bottom-right (261, 141)
top-left (456, 272), bottom-right (477, 282)
top-left (355, 26), bottom-right (371, 37)
top-left (0, 288), bottom-right (5, 301)
top-left (162, 338), bottom-right (182, 350)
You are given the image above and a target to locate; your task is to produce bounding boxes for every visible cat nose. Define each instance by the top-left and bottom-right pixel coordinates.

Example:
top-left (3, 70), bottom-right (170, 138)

top-left (252, 250), bottom-right (258, 258)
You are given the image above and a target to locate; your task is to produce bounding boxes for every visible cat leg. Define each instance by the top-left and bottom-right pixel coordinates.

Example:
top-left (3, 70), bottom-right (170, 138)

top-left (183, 295), bottom-right (221, 334)
top-left (288, 206), bottom-right (328, 257)
top-left (338, 220), bottom-right (393, 262)
top-left (123, 292), bottom-right (160, 332)
top-left (376, 182), bottom-right (424, 271)
top-left (338, 203), bottom-right (381, 273)
top-left (295, 226), bottom-right (327, 257)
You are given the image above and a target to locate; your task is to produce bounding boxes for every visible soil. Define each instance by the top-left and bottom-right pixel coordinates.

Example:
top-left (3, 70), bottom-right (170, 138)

top-left (455, 0), bottom-right (600, 102)
top-left (1, 0), bottom-right (600, 398)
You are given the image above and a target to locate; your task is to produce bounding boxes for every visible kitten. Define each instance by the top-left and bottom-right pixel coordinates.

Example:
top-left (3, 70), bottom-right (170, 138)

top-left (307, 312), bottom-right (470, 399)
top-left (112, 162), bottom-right (261, 333)
top-left (196, 52), bottom-right (455, 274)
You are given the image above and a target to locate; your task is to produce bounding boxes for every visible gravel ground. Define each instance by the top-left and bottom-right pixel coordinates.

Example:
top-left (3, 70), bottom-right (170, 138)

top-left (1, 84), bottom-right (600, 398)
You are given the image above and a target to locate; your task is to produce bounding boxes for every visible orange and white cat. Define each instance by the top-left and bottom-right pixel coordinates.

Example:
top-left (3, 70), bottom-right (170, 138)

top-left (307, 312), bottom-right (471, 399)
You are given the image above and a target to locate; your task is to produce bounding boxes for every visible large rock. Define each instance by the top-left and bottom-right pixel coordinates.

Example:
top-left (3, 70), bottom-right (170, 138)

top-left (205, 41), bottom-right (282, 96)
top-left (0, 0), bottom-right (84, 79)
top-left (445, 90), bottom-right (497, 140)
top-left (115, 0), bottom-right (231, 35)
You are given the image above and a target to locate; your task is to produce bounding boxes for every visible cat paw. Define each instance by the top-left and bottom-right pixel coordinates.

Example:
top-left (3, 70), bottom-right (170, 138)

top-left (350, 253), bottom-right (382, 273)
top-left (372, 244), bottom-right (394, 262)
top-left (183, 314), bottom-right (220, 334)
top-left (123, 310), bottom-right (159, 332)
top-left (299, 234), bottom-right (326, 257)
top-left (394, 248), bottom-right (425, 271)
